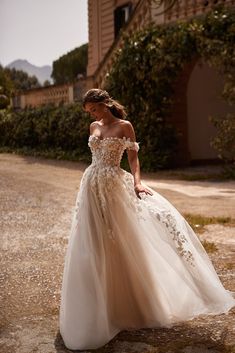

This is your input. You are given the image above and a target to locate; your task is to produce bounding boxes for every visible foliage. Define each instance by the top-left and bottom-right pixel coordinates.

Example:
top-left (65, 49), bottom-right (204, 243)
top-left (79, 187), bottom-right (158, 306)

top-left (0, 64), bottom-right (41, 103)
top-left (0, 7), bottom-right (234, 172)
top-left (105, 5), bottom-right (235, 170)
top-left (5, 67), bottom-right (41, 91)
top-left (0, 95), bottom-right (10, 109)
top-left (208, 42), bottom-right (235, 171)
top-left (209, 113), bottom-right (235, 162)
top-left (43, 80), bottom-right (51, 87)
top-left (0, 104), bottom-right (92, 163)
top-left (0, 65), bottom-right (14, 97)
top-left (51, 43), bottom-right (88, 84)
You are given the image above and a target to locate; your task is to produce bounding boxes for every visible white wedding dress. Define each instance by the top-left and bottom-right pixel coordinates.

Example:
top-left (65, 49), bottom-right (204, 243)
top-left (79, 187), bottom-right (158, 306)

top-left (59, 135), bottom-right (235, 350)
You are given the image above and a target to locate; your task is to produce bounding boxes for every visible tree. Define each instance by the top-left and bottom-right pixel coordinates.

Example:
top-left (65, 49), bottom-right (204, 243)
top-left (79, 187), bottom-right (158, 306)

top-left (0, 95), bottom-right (9, 109)
top-left (5, 67), bottom-right (41, 91)
top-left (0, 65), bottom-right (41, 100)
top-left (51, 43), bottom-right (88, 84)
top-left (43, 80), bottom-right (51, 87)
top-left (0, 65), bottom-right (14, 97)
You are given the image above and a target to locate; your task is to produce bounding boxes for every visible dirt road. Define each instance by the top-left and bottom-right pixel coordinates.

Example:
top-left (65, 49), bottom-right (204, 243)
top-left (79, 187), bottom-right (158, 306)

top-left (0, 153), bottom-right (234, 353)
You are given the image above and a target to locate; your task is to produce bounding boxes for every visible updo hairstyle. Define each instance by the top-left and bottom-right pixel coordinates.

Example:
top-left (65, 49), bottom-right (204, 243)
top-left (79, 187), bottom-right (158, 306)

top-left (82, 89), bottom-right (127, 119)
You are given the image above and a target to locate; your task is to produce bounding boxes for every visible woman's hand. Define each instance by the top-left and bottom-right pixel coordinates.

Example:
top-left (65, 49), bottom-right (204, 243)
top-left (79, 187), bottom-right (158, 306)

top-left (134, 183), bottom-right (153, 199)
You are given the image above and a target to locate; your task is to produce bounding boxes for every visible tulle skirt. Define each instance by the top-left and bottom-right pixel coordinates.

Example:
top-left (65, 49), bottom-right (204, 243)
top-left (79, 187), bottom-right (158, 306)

top-left (59, 165), bottom-right (235, 350)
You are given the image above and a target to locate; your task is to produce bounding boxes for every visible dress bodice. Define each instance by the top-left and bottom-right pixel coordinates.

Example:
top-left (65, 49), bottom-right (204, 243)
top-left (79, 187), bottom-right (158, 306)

top-left (88, 135), bottom-right (139, 168)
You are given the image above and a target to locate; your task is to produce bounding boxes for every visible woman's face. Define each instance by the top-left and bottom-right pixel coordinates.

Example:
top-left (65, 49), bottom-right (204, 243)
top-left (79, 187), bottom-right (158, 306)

top-left (84, 102), bottom-right (106, 121)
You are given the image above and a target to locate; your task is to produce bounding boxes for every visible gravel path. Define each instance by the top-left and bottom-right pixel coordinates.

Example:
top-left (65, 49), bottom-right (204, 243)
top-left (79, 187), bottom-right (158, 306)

top-left (0, 153), bottom-right (234, 353)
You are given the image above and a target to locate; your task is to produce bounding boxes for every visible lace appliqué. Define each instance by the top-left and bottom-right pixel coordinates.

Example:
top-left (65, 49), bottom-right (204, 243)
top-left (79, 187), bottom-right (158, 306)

top-left (160, 211), bottom-right (195, 266)
top-left (124, 137), bottom-right (140, 152)
top-left (141, 196), bottom-right (195, 266)
top-left (73, 136), bottom-right (142, 241)
top-left (123, 172), bottom-right (145, 220)
top-left (93, 171), bottom-right (117, 242)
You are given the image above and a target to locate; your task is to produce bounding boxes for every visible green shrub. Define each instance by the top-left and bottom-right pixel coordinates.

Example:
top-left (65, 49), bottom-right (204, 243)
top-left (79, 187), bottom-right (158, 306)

top-left (105, 5), bottom-right (235, 171)
top-left (0, 95), bottom-right (10, 109)
top-left (0, 104), bottom-right (92, 163)
top-left (0, 6), bottom-right (234, 172)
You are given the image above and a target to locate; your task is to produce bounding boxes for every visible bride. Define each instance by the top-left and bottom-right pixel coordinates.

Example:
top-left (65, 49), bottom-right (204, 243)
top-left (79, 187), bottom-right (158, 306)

top-left (59, 88), bottom-right (235, 350)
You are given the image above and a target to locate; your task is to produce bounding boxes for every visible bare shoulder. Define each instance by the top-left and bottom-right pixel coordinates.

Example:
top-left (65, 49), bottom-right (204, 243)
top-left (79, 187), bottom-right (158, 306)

top-left (121, 120), bottom-right (136, 140)
top-left (90, 121), bottom-right (99, 128)
top-left (119, 119), bottom-right (134, 130)
top-left (90, 121), bottom-right (100, 134)
top-left (121, 119), bottom-right (133, 126)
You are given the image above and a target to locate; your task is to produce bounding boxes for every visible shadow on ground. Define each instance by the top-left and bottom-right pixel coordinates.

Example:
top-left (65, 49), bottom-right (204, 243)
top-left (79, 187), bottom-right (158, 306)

top-left (54, 317), bottom-right (235, 353)
top-left (0, 153), bottom-right (234, 353)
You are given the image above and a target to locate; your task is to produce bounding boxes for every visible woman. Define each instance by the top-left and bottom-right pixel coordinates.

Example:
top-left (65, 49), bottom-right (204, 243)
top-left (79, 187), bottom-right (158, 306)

top-left (59, 88), bottom-right (235, 350)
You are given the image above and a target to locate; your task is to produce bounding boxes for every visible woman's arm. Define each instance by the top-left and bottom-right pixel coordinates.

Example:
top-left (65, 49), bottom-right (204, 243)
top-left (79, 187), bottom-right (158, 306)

top-left (123, 121), bottom-right (152, 198)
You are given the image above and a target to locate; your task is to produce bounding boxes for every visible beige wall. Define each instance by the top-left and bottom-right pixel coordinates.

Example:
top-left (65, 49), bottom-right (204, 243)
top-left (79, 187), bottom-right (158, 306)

top-left (12, 80), bottom-right (87, 109)
top-left (87, 0), bottom-right (139, 77)
top-left (26, 85), bottom-right (71, 108)
top-left (16, 84), bottom-right (74, 109)
top-left (187, 60), bottom-right (234, 160)
top-left (87, 0), bottom-right (115, 76)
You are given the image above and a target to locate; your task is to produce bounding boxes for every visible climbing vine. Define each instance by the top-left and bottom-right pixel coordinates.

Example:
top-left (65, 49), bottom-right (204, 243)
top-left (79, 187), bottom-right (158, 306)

top-left (105, 5), bottom-right (235, 170)
top-left (0, 6), bottom-right (234, 172)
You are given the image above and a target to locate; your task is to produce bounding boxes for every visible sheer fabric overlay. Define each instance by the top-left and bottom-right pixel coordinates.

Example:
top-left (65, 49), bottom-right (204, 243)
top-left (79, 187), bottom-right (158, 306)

top-left (59, 135), bottom-right (235, 350)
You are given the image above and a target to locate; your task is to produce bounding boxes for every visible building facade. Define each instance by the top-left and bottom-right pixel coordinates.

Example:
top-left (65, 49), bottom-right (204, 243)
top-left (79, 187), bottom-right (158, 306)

top-left (86, 0), bottom-right (235, 165)
top-left (87, 0), bottom-right (234, 88)
top-left (11, 0), bottom-right (234, 165)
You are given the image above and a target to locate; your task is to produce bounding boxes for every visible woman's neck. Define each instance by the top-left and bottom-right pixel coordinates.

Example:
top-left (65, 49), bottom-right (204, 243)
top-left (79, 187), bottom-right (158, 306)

top-left (100, 112), bottom-right (118, 125)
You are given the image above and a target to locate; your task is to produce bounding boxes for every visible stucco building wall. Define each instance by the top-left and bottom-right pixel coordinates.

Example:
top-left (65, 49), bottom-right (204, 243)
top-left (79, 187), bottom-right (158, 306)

top-left (87, 0), bottom-right (139, 77)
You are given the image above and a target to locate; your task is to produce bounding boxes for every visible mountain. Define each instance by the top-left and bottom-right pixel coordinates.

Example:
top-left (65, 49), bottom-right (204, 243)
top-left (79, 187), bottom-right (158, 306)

top-left (7, 59), bottom-right (52, 84)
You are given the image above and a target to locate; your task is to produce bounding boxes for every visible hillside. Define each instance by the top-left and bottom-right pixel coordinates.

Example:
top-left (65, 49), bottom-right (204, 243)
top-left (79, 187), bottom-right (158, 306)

top-left (7, 59), bottom-right (52, 84)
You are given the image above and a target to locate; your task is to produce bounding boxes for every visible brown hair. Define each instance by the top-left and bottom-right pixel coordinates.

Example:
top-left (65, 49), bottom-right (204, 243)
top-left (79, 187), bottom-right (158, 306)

top-left (82, 88), bottom-right (127, 119)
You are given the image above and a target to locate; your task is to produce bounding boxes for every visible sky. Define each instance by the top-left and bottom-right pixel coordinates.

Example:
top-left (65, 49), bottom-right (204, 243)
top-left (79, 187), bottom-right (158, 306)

top-left (0, 0), bottom-right (88, 67)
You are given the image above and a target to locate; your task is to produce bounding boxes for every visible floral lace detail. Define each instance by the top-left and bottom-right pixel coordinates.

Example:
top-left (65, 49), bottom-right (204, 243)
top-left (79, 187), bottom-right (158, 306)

top-left (91, 166), bottom-right (122, 241)
top-left (140, 195), bottom-right (195, 266)
top-left (74, 136), bottom-right (196, 257)
top-left (124, 137), bottom-right (140, 152)
top-left (74, 136), bottom-right (142, 241)
top-left (159, 211), bottom-right (195, 266)
top-left (122, 172), bottom-right (145, 220)
top-left (88, 135), bottom-right (139, 168)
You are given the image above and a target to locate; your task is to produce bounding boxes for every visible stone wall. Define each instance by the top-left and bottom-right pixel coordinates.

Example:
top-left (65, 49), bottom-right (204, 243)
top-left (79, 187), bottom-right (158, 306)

top-left (11, 79), bottom-right (87, 109)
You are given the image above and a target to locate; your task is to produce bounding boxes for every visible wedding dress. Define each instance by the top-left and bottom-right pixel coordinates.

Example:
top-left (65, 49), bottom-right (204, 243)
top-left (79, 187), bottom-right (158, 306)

top-left (59, 135), bottom-right (235, 350)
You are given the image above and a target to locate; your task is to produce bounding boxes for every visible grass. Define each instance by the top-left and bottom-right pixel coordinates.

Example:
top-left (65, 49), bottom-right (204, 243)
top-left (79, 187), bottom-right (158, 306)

top-left (201, 239), bottom-right (218, 253)
top-left (183, 214), bottom-right (235, 253)
top-left (184, 214), bottom-right (235, 233)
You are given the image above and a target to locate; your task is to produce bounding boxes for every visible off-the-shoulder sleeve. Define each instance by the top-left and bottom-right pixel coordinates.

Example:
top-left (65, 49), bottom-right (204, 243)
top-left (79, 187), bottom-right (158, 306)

top-left (124, 137), bottom-right (140, 152)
